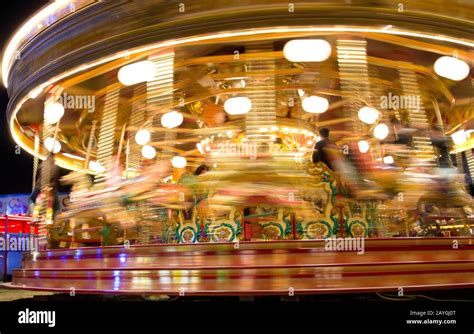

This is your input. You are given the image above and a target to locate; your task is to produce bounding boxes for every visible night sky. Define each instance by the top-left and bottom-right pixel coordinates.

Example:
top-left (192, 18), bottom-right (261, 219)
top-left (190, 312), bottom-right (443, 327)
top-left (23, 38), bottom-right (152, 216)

top-left (0, 1), bottom-right (48, 194)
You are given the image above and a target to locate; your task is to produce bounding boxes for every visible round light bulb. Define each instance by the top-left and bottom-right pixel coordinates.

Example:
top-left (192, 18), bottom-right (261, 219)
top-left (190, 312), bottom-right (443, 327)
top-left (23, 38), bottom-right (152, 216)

top-left (44, 102), bottom-right (65, 124)
top-left (302, 96), bottom-right (329, 114)
top-left (358, 140), bottom-right (370, 153)
top-left (141, 145), bottom-right (156, 159)
top-left (373, 123), bottom-right (389, 140)
top-left (89, 161), bottom-right (105, 173)
top-left (171, 156), bottom-right (187, 168)
top-left (434, 56), bottom-right (470, 81)
top-left (383, 156), bottom-right (394, 164)
top-left (358, 107), bottom-right (380, 125)
top-left (161, 111), bottom-right (183, 128)
top-left (118, 60), bottom-right (156, 86)
top-left (224, 97), bottom-right (252, 115)
top-left (283, 39), bottom-right (332, 62)
top-left (135, 129), bottom-right (151, 145)
top-left (44, 137), bottom-right (61, 153)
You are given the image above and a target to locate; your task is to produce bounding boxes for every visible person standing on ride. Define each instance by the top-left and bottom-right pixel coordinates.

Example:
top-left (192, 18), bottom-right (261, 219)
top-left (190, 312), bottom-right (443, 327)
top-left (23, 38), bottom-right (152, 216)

top-left (312, 128), bottom-right (339, 171)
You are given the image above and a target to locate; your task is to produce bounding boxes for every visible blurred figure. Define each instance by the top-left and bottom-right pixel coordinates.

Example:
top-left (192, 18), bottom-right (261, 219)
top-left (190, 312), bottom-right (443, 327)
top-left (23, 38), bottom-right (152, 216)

top-left (389, 116), bottom-right (417, 167)
top-left (312, 128), bottom-right (338, 171)
top-left (193, 163), bottom-right (209, 176)
top-left (391, 117), bottom-right (413, 146)
top-left (99, 221), bottom-right (111, 246)
top-left (429, 124), bottom-right (452, 168)
top-left (179, 164), bottom-right (211, 221)
top-left (106, 155), bottom-right (123, 187)
top-left (29, 153), bottom-right (60, 219)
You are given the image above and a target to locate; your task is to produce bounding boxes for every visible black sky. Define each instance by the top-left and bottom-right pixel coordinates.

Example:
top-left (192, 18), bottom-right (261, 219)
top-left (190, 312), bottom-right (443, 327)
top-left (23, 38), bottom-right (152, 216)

top-left (0, 1), bottom-right (49, 194)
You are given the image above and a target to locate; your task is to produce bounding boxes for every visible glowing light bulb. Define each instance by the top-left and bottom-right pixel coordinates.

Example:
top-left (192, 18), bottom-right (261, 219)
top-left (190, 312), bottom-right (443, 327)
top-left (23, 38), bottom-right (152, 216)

top-left (135, 129), bottom-right (151, 145)
top-left (374, 123), bottom-right (389, 140)
top-left (224, 97), bottom-right (252, 115)
top-left (283, 39), bottom-right (332, 62)
top-left (434, 56), bottom-right (470, 81)
top-left (358, 107), bottom-right (380, 125)
top-left (171, 156), bottom-right (187, 168)
top-left (44, 137), bottom-right (61, 153)
top-left (44, 102), bottom-right (64, 124)
top-left (383, 156), bottom-right (394, 164)
top-left (141, 145), bottom-right (156, 159)
top-left (358, 140), bottom-right (370, 153)
top-left (161, 111), bottom-right (183, 128)
top-left (118, 60), bottom-right (156, 86)
top-left (89, 161), bottom-right (105, 173)
top-left (302, 96), bottom-right (329, 114)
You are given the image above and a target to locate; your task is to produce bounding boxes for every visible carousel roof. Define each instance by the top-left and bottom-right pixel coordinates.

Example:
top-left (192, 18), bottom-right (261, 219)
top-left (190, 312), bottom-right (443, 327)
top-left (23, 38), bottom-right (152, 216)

top-left (2, 0), bottom-right (473, 172)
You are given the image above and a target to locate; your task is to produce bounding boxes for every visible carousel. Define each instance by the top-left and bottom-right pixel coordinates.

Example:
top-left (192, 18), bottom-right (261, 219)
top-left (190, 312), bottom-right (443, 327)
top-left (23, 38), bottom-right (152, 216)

top-left (2, 0), bottom-right (474, 295)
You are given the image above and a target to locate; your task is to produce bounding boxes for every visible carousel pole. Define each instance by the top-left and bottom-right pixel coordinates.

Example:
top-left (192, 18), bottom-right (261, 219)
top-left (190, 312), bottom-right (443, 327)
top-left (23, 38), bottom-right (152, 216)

top-left (32, 133), bottom-right (40, 191)
top-left (3, 215), bottom-right (8, 281)
top-left (84, 120), bottom-right (97, 170)
top-left (399, 68), bottom-right (435, 165)
top-left (68, 119), bottom-right (98, 247)
top-left (30, 132), bottom-right (40, 253)
top-left (117, 124), bottom-right (127, 163)
top-left (95, 88), bottom-right (120, 184)
top-left (125, 138), bottom-right (130, 179)
top-left (145, 51), bottom-right (175, 244)
top-left (44, 121), bottom-right (61, 226)
top-left (243, 42), bottom-right (279, 240)
top-left (431, 98), bottom-right (445, 133)
top-left (36, 107), bottom-right (60, 249)
top-left (336, 39), bottom-right (371, 238)
top-left (127, 85), bottom-right (146, 178)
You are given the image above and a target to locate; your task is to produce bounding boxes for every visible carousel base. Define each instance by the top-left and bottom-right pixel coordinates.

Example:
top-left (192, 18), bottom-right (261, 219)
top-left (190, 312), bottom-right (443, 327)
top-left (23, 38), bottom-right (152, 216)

top-left (3, 238), bottom-right (474, 295)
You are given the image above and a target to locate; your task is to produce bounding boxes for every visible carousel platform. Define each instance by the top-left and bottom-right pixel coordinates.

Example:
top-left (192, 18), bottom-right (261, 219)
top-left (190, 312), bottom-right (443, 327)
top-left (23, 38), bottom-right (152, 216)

top-left (3, 238), bottom-right (474, 295)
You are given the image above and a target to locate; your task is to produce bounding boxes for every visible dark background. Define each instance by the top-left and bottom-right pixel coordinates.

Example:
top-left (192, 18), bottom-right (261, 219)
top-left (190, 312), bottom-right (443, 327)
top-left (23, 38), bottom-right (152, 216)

top-left (0, 1), bottom-right (48, 194)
